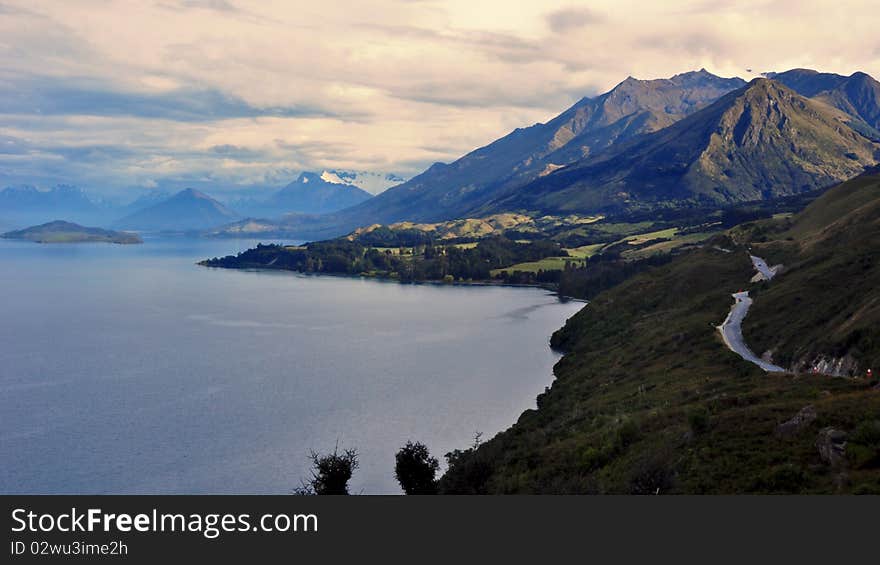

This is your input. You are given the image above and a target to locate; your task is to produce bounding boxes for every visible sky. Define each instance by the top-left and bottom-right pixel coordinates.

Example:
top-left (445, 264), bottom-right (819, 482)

top-left (1, 0), bottom-right (878, 200)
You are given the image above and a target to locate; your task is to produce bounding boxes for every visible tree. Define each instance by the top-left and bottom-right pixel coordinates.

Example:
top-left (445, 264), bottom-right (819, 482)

top-left (394, 441), bottom-right (440, 494)
top-left (294, 445), bottom-right (359, 495)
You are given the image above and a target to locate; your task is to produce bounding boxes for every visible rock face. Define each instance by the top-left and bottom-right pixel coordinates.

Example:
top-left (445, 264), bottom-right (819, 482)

top-left (776, 405), bottom-right (817, 437)
top-left (792, 354), bottom-right (859, 377)
top-left (816, 427), bottom-right (847, 466)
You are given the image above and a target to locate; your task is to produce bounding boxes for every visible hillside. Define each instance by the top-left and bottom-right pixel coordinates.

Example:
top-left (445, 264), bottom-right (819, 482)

top-left (439, 171), bottom-right (880, 494)
top-left (742, 170), bottom-right (880, 373)
top-left (482, 79), bottom-right (878, 215)
top-left (2, 220), bottom-right (142, 244)
top-left (115, 188), bottom-right (239, 231)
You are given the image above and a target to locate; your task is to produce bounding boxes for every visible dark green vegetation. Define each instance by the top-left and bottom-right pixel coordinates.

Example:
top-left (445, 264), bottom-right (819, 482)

top-left (394, 442), bottom-right (440, 495)
top-left (1, 220), bottom-right (142, 244)
top-left (438, 172), bottom-right (880, 493)
top-left (293, 446), bottom-right (360, 495)
top-left (202, 188), bottom-right (822, 300)
top-left (201, 237), bottom-right (567, 285)
top-left (743, 170), bottom-right (880, 373)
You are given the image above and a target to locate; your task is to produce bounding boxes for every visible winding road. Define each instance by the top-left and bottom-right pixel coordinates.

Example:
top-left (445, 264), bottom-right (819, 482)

top-left (716, 254), bottom-right (786, 373)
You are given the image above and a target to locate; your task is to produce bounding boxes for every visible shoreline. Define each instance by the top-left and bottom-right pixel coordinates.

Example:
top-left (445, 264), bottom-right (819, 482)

top-left (197, 262), bottom-right (590, 303)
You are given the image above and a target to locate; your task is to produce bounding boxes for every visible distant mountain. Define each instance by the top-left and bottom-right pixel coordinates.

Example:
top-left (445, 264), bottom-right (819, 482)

top-left (771, 69), bottom-right (880, 133)
top-left (319, 69), bottom-right (746, 228)
top-left (0, 185), bottom-right (102, 227)
top-left (322, 170), bottom-right (407, 195)
top-left (234, 171), bottom-right (374, 217)
top-left (2, 220), bottom-right (142, 244)
top-left (480, 79), bottom-right (879, 215)
top-left (115, 188), bottom-right (239, 231)
top-left (117, 190), bottom-right (172, 218)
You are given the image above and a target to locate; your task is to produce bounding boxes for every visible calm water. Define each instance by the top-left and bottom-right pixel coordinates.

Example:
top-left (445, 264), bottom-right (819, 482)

top-left (0, 237), bottom-right (583, 494)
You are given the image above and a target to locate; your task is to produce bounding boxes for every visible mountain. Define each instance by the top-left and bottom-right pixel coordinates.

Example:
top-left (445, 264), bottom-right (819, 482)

top-left (321, 70), bottom-right (746, 228)
top-left (323, 170), bottom-right (407, 195)
top-left (116, 190), bottom-right (172, 218)
top-left (0, 184), bottom-right (102, 227)
top-left (115, 188), bottom-right (239, 231)
top-left (232, 171), bottom-right (374, 217)
top-left (771, 69), bottom-right (880, 133)
top-left (481, 78), bottom-right (879, 215)
top-left (439, 169), bottom-right (880, 494)
top-left (265, 172), bottom-right (373, 214)
top-left (2, 220), bottom-right (142, 244)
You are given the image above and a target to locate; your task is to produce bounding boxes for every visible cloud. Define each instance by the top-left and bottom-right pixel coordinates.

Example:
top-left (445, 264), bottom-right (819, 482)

top-left (0, 73), bottom-right (334, 122)
top-left (0, 0), bottom-right (878, 198)
top-left (545, 6), bottom-right (603, 32)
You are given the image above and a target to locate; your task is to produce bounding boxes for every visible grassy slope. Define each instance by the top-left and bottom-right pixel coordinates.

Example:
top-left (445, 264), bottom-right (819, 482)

top-left (440, 174), bottom-right (880, 494)
top-left (744, 172), bottom-right (880, 371)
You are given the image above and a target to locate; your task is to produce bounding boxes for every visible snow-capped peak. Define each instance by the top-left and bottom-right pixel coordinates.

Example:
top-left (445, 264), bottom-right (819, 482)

top-left (319, 170), bottom-right (348, 185)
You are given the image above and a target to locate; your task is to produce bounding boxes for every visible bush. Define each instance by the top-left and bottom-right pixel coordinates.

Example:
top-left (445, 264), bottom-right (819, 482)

top-left (848, 420), bottom-right (880, 468)
top-left (628, 452), bottom-right (675, 494)
top-left (687, 407), bottom-right (711, 435)
top-left (753, 464), bottom-right (807, 493)
top-left (614, 419), bottom-right (640, 452)
top-left (294, 446), bottom-right (359, 495)
top-left (395, 442), bottom-right (440, 494)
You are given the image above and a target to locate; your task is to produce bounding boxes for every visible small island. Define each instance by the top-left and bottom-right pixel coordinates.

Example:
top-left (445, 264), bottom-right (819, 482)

top-left (1, 220), bottom-right (143, 244)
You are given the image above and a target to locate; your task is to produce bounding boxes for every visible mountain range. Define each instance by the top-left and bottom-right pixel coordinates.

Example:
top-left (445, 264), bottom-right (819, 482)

top-left (0, 185), bottom-right (104, 226)
top-left (321, 70), bottom-right (748, 227)
top-left (237, 68), bottom-right (878, 240)
top-left (5, 68), bottom-right (880, 238)
top-left (479, 78), bottom-right (878, 215)
top-left (0, 168), bottom-right (402, 231)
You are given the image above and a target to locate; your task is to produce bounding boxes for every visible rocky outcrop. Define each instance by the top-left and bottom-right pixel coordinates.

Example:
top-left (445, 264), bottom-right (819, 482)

top-left (816, 427), bottom-right (847, 466)
top-left (794, 354), bottom-right (859, 377)
top-left (776, 405), bottom-right (817, 437)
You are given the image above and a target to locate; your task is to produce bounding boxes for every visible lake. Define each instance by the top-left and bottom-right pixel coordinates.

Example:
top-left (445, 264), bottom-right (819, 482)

top-left (0, 237), bottom-right (584, 494)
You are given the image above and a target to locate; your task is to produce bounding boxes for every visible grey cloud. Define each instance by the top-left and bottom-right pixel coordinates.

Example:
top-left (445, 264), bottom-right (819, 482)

top-left (360, 23), bottom-right (542, 64)
top-left (0, 73), bottom-right (335, 122)
top-left (209, 144), bottom-right (267, 161)
top-left (545, 7), bottom-right (603, 33)
top-left (635, 32), bottom-right (732, 58)
top-left (157, 0), bottom-right (240, 13)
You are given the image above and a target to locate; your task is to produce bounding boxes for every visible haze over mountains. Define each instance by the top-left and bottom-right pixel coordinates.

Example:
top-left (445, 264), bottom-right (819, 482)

top-left (0, 169), bottom-right (405, 232)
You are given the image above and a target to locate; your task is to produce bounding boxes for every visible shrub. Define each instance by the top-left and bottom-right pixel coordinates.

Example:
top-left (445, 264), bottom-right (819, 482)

top-left (687, 407), bottom-right (711, 435)
top-left (395, 442), bottom-right (440, 494)
top-left (294, 446), bottom-right (359, 495)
